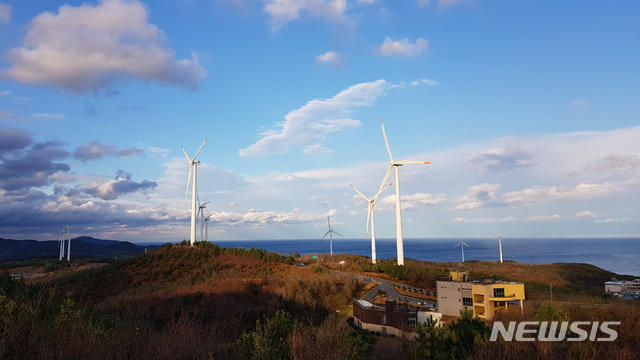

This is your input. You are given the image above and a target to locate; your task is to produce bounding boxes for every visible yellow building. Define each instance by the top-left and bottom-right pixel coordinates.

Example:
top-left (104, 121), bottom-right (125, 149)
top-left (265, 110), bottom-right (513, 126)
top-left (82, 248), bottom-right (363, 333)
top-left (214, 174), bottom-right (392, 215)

top-left (437, 271), bottom-right (525, 320)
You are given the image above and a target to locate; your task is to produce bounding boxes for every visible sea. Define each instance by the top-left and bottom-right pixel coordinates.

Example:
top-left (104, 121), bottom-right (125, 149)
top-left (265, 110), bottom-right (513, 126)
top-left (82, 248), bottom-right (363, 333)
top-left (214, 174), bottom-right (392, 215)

top-left (204, 237), bottom-right (640, 277)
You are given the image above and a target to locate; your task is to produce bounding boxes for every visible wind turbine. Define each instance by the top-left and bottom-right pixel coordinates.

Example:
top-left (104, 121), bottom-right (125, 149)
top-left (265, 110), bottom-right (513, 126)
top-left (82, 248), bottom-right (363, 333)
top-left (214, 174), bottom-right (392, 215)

top-left (454, 238), bottom-right (470, 263)
top-left (322, 216), bottom-right (341, 256)
top-left (58, 227), bottom-right (65, 261)
top-left (378, 119), bottom-right (431, 266)
top-left (487, 229), bottom-right (510, 263)
top-left (204, 214), bottom-right (213, 241)
top-left (182, 138), bottom-right (208, 246)
top-left (350, 182), bottom-right (393, 264)
top-left (65, 225), bottom-right (71, 262)
top-left (197, 201), bottom-right (210, 241)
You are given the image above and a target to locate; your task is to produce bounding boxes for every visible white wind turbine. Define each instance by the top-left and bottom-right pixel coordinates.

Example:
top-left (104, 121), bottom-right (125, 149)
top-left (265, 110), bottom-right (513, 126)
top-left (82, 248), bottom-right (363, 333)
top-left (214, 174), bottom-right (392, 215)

top-left (322, 216), bottom-right (341, 256)
top-left (182, 138), bottom-right (208, 246)
top-left (454, 237), bottom-right (470, 263)
top-left (198, 201), bottom-right (210, 241)
top-left (204, 214), bottom-right (213, 241)
top-left (378, 119), bottom-right (431, 266)
top-left (65, 225), bottom-right (71, 261)
top-left (350, 182), bottom-right (393, 264)
top-left (58, 227), bottom-right (65, 261)
top-left (488, 229), bottom-right (510, 263)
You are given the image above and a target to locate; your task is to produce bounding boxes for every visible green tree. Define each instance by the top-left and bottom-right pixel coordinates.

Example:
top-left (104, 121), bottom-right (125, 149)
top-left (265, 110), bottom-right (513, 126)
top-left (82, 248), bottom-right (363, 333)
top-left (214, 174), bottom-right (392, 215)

top-left (533, 301), bottom-right (570, 322)
top-left (448, 308), bottom-right (490, 359)
top-left (414, 316), bottom-right (448, 360)
top-left (236, 310), bottom-right (294, 360)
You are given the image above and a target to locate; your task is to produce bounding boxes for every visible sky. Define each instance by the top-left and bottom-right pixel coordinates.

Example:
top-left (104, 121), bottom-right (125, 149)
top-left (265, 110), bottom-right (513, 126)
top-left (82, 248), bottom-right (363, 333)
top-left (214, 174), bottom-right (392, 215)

top-left (0, 0), bottom-right (639, 244)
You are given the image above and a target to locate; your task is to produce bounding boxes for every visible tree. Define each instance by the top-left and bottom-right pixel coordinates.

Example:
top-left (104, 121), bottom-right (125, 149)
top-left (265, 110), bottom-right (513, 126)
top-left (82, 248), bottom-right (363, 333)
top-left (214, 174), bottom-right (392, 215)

top-left (236, 310), bottom-right (294, 360)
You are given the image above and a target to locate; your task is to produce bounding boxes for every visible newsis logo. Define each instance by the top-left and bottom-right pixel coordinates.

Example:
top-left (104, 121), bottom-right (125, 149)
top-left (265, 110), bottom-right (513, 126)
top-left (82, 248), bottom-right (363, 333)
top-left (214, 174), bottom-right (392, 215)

top-left (490, 321), bottom-right (621, 342)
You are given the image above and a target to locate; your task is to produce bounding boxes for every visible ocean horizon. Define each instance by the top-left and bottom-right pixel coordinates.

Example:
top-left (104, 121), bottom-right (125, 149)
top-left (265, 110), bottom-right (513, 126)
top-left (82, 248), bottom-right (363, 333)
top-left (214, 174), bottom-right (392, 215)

top-left (144, 237), bottom-right (640, 277)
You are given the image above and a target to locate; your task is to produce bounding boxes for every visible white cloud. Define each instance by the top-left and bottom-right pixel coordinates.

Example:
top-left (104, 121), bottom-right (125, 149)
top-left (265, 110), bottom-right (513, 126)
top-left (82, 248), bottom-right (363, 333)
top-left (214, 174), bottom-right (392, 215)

top-left (438, 0), bottom-right (474, 8)
top-left (571, 98), bottom-right (589, 110)
top-left (526, 214), bottom-right (560, 222)
top-left (466, 144), bottom-right (536, 172)
top-left (584, 154), bottom-right (640, 174)
top-left (454, 183), bottom-right (502, 211)
top-left (453, 217), bottom-right (515, 223)
top-left (239, 80), bottom-right (387, 157)
top-left (0, 3), bottom-right (11, 23)
top-left (239, 78), bottom-right (439, 158)
top-left (504, 183), bottom-right (621, 205)
top-left (316, 51), bottom-right (344, 68)
top-left (0, 110), bottom-right (23, 121)
top-left (378, 192), bottom-right (447, 211)
top-left (2, 0), bottom-right (206, 92)
top-left (375, 37), bottom-right (429, 56)
top-left (33, 113), bottom-right (65, 119)
top-left (263, 0), bottom-right (348, 32)
top-left (574, 210), bottom-right (597, 218)
top-left (594, 217), bottom-right (636, 224)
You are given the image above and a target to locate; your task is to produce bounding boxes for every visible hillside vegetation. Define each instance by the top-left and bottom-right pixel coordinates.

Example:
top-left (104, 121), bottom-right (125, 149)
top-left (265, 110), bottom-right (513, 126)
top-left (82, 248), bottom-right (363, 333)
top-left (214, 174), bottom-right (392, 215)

top-left (1, 243), bottom-right (638, 360)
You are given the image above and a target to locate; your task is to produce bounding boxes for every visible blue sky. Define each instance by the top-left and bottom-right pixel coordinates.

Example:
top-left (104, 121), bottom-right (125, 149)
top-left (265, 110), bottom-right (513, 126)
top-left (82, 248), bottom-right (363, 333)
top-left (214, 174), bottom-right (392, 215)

top-left (1, 0), bottom-right (639, 243)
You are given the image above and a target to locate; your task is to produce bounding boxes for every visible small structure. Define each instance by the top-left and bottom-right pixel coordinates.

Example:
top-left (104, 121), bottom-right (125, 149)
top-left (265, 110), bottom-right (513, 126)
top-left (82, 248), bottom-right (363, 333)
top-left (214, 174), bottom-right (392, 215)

top-left (437, 270), bottom-right (525, 320)
top-left (352, 299), bottom-right (442, 339)
top-left (604, 278), bottom-right (640, 294)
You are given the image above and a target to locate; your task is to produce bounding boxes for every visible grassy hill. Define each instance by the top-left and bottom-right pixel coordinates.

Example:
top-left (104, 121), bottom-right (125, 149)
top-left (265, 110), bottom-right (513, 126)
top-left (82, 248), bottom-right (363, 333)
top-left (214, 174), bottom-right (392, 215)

top-left (1, 243), bottom-right (638, 360)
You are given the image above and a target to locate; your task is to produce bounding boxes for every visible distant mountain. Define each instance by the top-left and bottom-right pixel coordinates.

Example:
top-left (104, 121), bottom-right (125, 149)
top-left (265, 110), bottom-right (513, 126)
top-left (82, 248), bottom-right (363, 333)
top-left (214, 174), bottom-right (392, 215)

top-left (0, 237), bottom-right (155, 262)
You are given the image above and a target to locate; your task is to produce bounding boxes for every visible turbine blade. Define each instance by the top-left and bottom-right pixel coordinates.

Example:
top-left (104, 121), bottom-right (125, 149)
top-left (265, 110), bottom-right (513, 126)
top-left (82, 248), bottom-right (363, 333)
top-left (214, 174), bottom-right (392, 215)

top-left (395, 160), bottom-right (431, 165)
top-left (372, 182), bottom-right (393, 201)
top-left (487, 231), bottom-right (499, 238)
top-left (380, 118), bottom-right (394, 162)
top-left (185, 165), bottom-right (192, 206)
top-left (501, 230), bottom-right (510, 237)
top-left (377, 165), bottom-right (394, 194)
top-left (192, 138), bottom-right (208, 161)
top-left (350, 184), bottom-right (369, 201)
top-left (333, 231), bottom-right (342, 237)
top-left (182, 146), bottom-right (192, 163)
top-left (322, 230), bottom-right (330, 239)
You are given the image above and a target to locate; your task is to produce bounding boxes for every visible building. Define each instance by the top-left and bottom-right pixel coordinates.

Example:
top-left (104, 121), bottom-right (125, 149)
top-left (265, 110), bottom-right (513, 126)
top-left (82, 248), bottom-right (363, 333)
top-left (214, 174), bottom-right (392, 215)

top-left (352, 299), bottom-right (442, 339)
top-left (437, 270), bottom-right (525, 320)
top-left (604, 278), bottom-right (640, 293)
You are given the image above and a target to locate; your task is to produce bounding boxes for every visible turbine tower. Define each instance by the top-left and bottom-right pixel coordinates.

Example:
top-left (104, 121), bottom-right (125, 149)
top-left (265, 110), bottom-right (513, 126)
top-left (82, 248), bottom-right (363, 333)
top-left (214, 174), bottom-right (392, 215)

top-left (488, 229), bottom-right (510, 263)
top-left (182, 138), bottom-right (208, 246)
top-left (322, 216), bottom-right (341, 256)
top-left (197, 201), bottom-right (210, 241)
top-left (204, 214), bottom-right (213, 241)
top-left (58, 227), bottom-right (65, 261)
top-left (454, 239), bottom-right (470, 262)
top-left (350, 182), bottom-right (392, 264)
top-left (65, 225), bottom-right (71, 262)
top-left (378, 119), bottom-right (431, 266)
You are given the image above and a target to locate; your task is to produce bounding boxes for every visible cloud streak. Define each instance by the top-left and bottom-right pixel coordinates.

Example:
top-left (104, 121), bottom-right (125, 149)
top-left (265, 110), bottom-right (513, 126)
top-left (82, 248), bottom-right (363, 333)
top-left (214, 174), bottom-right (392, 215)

top-left (73, 141), bottom-right (143, 161)
top-left (375, 37), bottom-right (429, 56)
top-left (239, 79), bottom-right (387, 157)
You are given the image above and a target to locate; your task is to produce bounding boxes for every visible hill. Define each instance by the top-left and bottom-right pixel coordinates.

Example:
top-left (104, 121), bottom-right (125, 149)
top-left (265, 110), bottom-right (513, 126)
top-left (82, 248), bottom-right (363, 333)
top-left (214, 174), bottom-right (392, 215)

top-left (0, 236), bottom-right (154, 263)
top-left (1, 243), bottom-right (638, 360)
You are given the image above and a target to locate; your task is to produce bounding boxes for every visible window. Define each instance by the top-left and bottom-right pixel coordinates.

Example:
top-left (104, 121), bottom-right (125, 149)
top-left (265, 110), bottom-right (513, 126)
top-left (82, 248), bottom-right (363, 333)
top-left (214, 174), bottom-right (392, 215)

top-left (493, 288), bottom-right (505, 297)
top-left (382, 314), bottom-right (387, 324)
top-left (462, 297), bottom-right (473, 306)
top-left (408, 317), bottom-right (417, 329)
